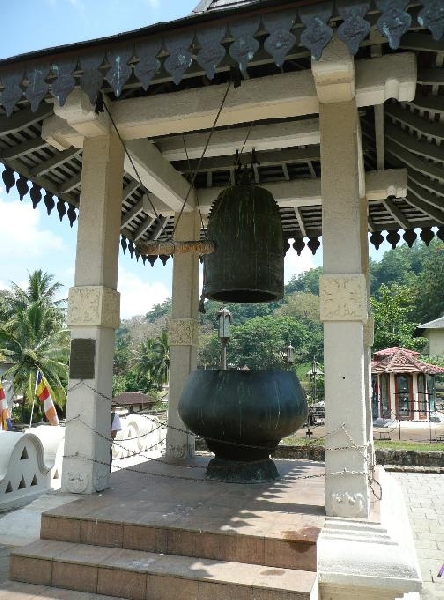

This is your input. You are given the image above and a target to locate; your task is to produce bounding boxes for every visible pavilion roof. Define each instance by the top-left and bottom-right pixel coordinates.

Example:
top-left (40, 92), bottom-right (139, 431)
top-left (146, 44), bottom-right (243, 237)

top-left (112, 391), bottom-right (157, 407)
top-left (0, 1), bottom-right (443, 265)
top-left (371, 347), bottom-right (444, 376)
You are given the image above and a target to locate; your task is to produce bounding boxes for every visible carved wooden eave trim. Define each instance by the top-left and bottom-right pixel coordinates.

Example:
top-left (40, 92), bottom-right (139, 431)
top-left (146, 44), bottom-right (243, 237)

top-left (0, 1), bottom-right (442, 117)
top-left (0, 0), bottom-right (444, 264)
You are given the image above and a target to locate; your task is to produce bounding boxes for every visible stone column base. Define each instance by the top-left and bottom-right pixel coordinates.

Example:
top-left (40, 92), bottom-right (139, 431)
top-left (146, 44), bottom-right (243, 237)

top-left (318, 467), bottom-right (422, 600)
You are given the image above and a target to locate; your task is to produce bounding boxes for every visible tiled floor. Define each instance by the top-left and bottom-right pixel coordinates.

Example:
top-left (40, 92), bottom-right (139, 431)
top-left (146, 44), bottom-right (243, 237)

top-left (41, 455), bottom-right (326, 546)
top-left (0, 456), bottom-right (326, 599)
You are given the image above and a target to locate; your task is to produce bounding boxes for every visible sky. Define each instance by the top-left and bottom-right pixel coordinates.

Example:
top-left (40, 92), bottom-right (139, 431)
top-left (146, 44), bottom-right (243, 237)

top-left (0, 0), bottom-right (388, 319)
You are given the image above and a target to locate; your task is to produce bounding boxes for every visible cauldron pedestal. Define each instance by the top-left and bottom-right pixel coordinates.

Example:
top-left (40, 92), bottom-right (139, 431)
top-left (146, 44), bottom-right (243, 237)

top-left (178, 369), bottom-right (308, 483)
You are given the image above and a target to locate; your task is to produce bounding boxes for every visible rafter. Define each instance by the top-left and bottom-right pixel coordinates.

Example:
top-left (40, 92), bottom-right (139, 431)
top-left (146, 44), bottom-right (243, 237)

top-left (384, 198), bottom-right (411, 229)
top-left (29, 147), bottom-right (80, 177)
top-left (386, 104), bottom-right (444, 142)
top-left (173, 147), bottom-right (320, 174)
top-left (406, 191), bottom-right (444, 223)
top-left (0, 138), bottom-right (48, 160)
top-left (125, 140), bottom-right (196, 213)
top-left (0, 105), bottom-right (53, 136)
top-left (157, 118), bottom-right (320, 161)
top-left (386, 144), bottom-right (444, 183)
top-left (385, 123), bottom-right (444, 163)
top-left (197, 169), bottom-right (407, 213)
top-left (112, 53), bottom-right (416, 139)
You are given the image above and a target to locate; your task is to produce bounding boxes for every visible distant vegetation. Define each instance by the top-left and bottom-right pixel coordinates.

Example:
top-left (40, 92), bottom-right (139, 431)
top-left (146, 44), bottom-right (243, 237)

top-left (1, 239), bottom-right (443, 420)
top-left (117, 238), bottom-right (444, 399)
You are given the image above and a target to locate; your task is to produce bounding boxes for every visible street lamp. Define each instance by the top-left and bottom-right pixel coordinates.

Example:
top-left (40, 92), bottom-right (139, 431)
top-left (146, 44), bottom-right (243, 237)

top-left (284, 342), bottom-right (295, 365)
top-left (216, 307), bottom-right (232, 370)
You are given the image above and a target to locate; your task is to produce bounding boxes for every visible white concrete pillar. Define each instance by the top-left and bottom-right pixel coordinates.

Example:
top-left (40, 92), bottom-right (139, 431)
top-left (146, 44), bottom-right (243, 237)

top-left (62, 132), bottom-right (124, 494)
top-left (166, 210), bottom-right (200, 458)
top-left (319, 100), bottom-right (370, 518)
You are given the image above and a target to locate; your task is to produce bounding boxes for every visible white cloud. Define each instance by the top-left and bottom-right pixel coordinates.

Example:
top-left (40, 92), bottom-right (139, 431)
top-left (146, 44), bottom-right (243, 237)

top-left (0, 195), bottom-right (65, 259)
top-left (118, 267), bottom-right (170, 319)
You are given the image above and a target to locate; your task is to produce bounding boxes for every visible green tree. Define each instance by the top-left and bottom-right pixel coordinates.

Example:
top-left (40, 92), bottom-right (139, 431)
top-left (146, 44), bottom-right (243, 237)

top-left (228, 315), bottom-right (316, 370)
top-left (146, 298), bottom-right (172, 323)
top-left (132, 331), bottom-right (170, 390)
top-left (274, 291), bottom-right (320, 321)
top-left (148, 330), bottom-right (170, 387)
top-left (285, 267), bottom-right (323, 296)
top-left (114, 327), bottom-right (132, 376)
top-left (414, 242), bottom-right (444, 324)
top-left (0, 271), bottom-right (69, 422)
top-left (370, 283), bottom-right (426, 352)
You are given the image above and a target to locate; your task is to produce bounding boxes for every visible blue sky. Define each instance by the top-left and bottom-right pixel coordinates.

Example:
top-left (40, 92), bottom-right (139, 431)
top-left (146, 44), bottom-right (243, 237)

top-left (0, 0), bottom-right (389, 318)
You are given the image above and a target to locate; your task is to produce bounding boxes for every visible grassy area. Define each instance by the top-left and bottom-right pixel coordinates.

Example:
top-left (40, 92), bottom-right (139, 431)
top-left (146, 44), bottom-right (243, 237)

top-left (281, 435), bottom-right (444, 452)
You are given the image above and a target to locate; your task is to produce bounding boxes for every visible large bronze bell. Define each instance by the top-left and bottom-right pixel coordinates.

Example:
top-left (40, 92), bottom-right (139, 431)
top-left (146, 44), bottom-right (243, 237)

top-left (204, 171), bottom-right (284, 303)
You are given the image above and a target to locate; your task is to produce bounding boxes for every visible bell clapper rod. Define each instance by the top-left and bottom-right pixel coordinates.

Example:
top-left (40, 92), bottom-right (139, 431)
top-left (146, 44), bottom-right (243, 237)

top-left (138, 240), bottom-right (215, 256)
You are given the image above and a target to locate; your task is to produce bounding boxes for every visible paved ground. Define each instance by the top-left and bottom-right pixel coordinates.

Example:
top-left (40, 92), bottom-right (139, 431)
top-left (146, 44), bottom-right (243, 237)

top-left (0, 469), bottom-right (443, 599)
top-left (391, 472), bottom-right (444, 600)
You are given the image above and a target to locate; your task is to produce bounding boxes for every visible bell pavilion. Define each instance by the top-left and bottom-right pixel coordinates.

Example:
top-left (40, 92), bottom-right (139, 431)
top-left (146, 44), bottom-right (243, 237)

top-left (1, 0), bottom-right (443, 598)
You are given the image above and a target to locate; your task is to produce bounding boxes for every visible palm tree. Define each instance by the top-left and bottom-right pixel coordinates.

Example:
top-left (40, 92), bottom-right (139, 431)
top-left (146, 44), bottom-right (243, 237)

top-left (149, 331), bottom-right (170, 388)
top-left (0, 271), bottom-right (69, 421)
top-left (134, 331), bottom-right (170, 390)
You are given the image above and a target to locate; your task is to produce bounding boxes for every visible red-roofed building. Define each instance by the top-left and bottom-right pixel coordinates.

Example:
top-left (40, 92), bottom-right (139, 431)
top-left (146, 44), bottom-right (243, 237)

top-left (371, 347), bottom-right (444, 422)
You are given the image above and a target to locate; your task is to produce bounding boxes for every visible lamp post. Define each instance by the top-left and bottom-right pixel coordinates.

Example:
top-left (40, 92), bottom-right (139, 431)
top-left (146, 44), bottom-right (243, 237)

top-left (216, 307), bottom-right (232, 370)
top-left (285, 342), bottom-right (295, 365)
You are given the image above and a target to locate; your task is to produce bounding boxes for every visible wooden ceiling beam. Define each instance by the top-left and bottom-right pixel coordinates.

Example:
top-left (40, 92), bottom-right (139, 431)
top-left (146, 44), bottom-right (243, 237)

top-left (29, 147), bottom-right (80, 177)
top-left (0, 105), bottom-right (53, 136)
top-left (156, 118), bottom-right (320, 161)
top-left (112, 53), bottom-right (415, 139)
top-left (417, 67), bottom-right (444, 85)
top-left (386, 104), bottom-right (444, 142)
top-left (58, 174), bottom-right (81, 194)
top-left (408, 169), bottom-right (444, 198)
top-left (133, 216), bottom-right (156, 241)
top-left (0, 137), bottom-right (48, 160)
top-left (125, 140), bottom-right (196, 213)
top-left (405, 193), bottom-right (444, 223)
top-left (122, 180), bottom-right (139, 201)
top-left (384, 198), bottom-right (411, 229)
top-left (408, 180), bottom-right (444, 211)
top-left (197, 169), bottom-right (407, 213)
top-left (173, 146), bottom-right (320, 174)
top-left (385, 123), bottom-right (444, 163)
top-left (294, 208), bottom-right (307, 238)
top-left (121, 197), bottom-right (144, 228)
top-left (386, 143), bottom-right (444, 183)
top-left (411, 93), bottom-right (444, 114)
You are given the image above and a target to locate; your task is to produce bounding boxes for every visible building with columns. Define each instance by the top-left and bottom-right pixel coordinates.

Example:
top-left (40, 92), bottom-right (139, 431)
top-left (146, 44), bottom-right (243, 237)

top-left (0, 0), bottom-right (443, 597)
top-left (371, 346), bottom-right (444, 421)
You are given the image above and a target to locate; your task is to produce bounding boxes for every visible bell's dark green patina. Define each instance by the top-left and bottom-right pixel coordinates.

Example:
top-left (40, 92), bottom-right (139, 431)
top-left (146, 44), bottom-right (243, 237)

top-left (204, 174), bottom-right (284, 303)
top-left (178, 370), bottom-right (308, 482)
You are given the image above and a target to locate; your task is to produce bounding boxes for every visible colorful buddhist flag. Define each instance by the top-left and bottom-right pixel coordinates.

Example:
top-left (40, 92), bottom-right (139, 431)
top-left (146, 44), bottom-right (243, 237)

top-left (0, 381), bottom-right (8, 431)
top-left (35, 371), bottom-right (59, 426)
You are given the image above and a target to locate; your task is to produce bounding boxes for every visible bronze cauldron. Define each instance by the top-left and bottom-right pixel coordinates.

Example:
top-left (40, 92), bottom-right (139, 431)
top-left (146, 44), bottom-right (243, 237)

top-left (178, 369), bottom-right (308, 481)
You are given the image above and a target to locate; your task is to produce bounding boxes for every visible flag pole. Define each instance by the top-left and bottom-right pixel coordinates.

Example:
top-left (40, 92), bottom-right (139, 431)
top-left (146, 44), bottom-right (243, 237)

top-left (28, 371), bottom-right (38, 430)
top-left (28, 396), bottom-right (36, 430)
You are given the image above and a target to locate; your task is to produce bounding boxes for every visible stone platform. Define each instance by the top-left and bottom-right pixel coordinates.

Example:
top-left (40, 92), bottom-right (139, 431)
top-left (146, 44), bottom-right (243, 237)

top-left (4, 456), bottom-right (325, 599)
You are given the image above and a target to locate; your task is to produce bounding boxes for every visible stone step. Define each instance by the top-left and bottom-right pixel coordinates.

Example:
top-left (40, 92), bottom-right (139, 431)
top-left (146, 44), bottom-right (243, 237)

top-left (10, 539), bottom-right (318, 600)
top-left (41, 512), bottom-right (318, 571)
top-left (0, 580), bottom-right (126, 600)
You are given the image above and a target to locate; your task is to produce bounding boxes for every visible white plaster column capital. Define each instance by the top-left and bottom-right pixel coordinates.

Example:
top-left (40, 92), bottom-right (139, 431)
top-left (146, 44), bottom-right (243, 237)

top-left (311, 34), bottom-right (355, 104)
top-left (320, 274), bottom-right (368, 322)
top-left (67, 286), bottom-right (120, 329)
top-left (54, 88), bottom-right (111, 139)
top-left (169, 318), bottom-right (199, 347)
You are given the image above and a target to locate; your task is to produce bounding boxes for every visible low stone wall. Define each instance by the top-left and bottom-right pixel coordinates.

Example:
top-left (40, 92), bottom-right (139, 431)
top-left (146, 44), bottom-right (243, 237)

top-left (272, 445), bottom-right (444, 468)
